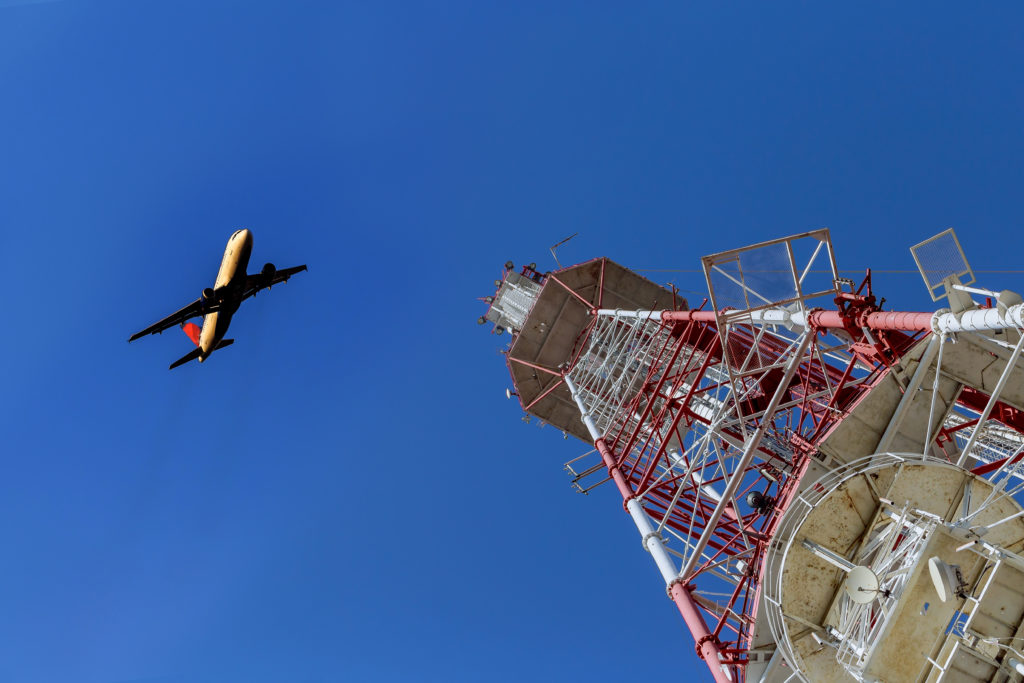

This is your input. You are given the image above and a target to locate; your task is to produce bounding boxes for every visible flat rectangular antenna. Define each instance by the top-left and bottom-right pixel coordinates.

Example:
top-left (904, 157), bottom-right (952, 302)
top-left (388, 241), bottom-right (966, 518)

top-left (910, 228), bottom-right (975, 301)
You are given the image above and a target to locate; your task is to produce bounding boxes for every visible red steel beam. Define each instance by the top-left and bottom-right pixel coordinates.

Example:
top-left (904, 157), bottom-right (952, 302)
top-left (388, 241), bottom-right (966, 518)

top-left (660, 308), bottom-right (935, 332)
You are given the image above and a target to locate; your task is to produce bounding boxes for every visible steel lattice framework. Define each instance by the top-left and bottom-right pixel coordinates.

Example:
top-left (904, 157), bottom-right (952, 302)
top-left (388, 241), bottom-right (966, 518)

top-left (558, 232), bottom-right (920, 683)
top-left (484, 229), bottom-right (1024, 683)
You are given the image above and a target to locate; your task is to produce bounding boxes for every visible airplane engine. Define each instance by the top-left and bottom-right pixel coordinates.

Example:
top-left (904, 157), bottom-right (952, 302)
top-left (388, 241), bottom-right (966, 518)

top-left (262, 262), bottom-right (276, 278)
top-left (202, 287), bottom-right (215, 302)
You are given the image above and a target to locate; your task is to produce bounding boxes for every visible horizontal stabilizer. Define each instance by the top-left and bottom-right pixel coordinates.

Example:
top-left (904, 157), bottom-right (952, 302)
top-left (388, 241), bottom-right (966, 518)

top-left (169, 347), bottom-right (202, 370)
top-left (216, 338), bottom-right (234, 350)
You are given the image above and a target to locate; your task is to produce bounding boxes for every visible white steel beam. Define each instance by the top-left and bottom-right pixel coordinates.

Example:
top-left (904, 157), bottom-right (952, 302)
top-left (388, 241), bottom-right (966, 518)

top-left (562, 372), bottom-right (735, 683)
top-left (877, 334), bottom-right (941, 454)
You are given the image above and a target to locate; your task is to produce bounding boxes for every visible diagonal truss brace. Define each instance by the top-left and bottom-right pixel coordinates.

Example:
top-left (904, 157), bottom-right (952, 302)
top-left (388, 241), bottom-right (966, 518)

top-left (678, 329), bottom-right (814, 580)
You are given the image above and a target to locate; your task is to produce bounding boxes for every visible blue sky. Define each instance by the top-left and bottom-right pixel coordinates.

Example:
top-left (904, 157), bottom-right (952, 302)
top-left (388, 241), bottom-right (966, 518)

top-left (3, 2), bottom-right (1024, 682)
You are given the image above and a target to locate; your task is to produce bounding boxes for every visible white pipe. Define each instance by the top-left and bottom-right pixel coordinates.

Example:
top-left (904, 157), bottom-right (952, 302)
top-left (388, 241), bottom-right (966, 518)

top-left (595, 307), bottom-right (798, 328)
top-left (952, 283), bottom-right (1002, 298)
top-left (975, 507), bottom-right (1024, 535)
top-left (627, 497), bottom-right (682, 583)
top-left (923, 334), bottom-right (947, 455)
top-left (564, 374), bottom-right (605, 440)
top-left (934, 305), bottom-right (1024, 333)
top-left (801, 539), bottom-right (856, 572)
top-left (595, 309), bottom-right (664, 319)
top-left (563, 373), bottom-right (680, 584)
top-left (594, 307), bottom-right (838, 333)
top-left (877, 335), bottom-right (940, 454)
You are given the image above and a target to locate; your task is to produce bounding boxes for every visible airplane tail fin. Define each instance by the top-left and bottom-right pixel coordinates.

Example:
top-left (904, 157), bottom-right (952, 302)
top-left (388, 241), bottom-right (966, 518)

top-left (169, 347), bottom-right (202, 370)
top-left (182, 322), bottom-right (201, 346)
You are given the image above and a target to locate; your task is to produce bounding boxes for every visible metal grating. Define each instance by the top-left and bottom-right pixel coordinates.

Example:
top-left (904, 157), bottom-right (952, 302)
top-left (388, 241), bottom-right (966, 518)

top-left (486, 271), bottom-right (542, 332)
top-left (911, 228), bottom-right (975, 301)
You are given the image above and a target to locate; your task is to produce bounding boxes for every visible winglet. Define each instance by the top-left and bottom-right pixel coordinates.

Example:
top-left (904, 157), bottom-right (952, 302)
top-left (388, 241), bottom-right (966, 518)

top-left (181, 322), bottom-right (201, 346)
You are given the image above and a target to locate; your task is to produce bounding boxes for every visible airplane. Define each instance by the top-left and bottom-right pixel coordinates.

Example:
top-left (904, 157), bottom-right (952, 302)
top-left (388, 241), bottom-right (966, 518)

top-left (129, 229), bottom-right (307, 369)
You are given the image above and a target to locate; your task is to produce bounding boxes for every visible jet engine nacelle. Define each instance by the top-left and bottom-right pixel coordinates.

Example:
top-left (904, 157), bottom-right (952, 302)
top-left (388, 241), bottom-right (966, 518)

top-left (262, 262), bottom-right (276, 278)
top-left (202, 287), bottom-right (215, 302)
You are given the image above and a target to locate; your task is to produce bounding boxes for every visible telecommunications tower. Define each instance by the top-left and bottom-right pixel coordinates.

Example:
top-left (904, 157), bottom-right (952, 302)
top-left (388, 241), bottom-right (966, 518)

top-left (479, 229), bottom-right (1024, 683)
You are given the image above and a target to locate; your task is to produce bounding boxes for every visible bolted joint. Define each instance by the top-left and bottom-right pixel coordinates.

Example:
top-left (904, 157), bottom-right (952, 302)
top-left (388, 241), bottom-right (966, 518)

top-left (641, 530), bottom-right (665, 551)
top-left (620, 492), bottom-right (639, 514)
top-left (695, 634), bottom-right (720, 661)
top-left (1011, 303), bottom-right (1024, 329)
top-left (665, 576), bottom-right (687, 599)
top-left (931, 308), bottom-right (951, 336)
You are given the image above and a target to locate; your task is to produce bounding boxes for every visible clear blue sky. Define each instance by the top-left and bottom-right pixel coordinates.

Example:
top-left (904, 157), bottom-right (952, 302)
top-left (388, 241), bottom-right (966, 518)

top-left (2, 2), bottom-right (1024, 682)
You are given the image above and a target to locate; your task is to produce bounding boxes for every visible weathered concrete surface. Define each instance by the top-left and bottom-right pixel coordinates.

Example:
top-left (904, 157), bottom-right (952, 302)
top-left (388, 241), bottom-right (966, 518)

top-left (775, 462), bottom-right (1024, 683)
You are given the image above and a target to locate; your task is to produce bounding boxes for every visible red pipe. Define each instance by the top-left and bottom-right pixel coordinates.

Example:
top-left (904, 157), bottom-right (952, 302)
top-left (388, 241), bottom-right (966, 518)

top-left (595, 437), bottom-right (734, 683)
top-left (661, 308), bottom-right (935, 332)
top-left (595, 437), bottom-right (635, 502)
top-left (854, 310), bottom-right (934, 331)
top-left (670, 582), bottom-right (736, 683)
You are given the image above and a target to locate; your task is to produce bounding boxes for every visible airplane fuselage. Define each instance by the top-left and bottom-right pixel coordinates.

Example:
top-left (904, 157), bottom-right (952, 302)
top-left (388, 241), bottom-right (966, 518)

top-left (128, 228), bottom-right (306, 369)
top-left (199, 228), bottom-right (253, 361)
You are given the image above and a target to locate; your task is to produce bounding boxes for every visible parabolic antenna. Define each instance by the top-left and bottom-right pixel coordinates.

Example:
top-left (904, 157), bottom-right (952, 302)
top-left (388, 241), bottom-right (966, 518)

top-left (845, 566), bottom-right (880, 604)
top-left (928, 556), bottom-right (964, 603)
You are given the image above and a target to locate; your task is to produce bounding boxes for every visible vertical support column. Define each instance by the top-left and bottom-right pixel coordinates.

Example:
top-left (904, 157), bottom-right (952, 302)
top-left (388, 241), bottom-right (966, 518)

top-left (564, 373), bottom-right (735, 683)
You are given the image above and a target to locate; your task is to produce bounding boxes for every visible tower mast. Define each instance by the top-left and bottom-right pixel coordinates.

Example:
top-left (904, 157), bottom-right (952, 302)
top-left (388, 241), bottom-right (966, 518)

top-left (482, 229), bottom-right (1024, 682)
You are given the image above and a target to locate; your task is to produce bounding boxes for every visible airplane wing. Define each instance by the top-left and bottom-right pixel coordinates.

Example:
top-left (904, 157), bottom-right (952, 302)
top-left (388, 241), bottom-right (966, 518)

top-left (241, 264), bottom-right (307, 301)
top-left (128, 298), bottom-right (214, 342)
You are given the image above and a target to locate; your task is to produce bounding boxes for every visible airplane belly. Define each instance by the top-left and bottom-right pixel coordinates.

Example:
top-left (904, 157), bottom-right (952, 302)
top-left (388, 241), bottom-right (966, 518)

top-left (198, 310), bottom-right (234, 362)
top-left (199, 312), bottom-right (220, 354)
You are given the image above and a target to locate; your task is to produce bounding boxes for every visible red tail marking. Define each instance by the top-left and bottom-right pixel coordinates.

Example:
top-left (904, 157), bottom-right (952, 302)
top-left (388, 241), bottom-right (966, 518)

top-left (182, 322), bottom-right (201, 346)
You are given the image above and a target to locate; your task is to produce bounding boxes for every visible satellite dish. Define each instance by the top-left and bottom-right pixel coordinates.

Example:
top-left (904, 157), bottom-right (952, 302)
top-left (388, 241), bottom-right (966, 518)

top-left (845, 566), bottom-right (880, 604)
top-left (505, 388), bottom-right (513, 400)
top-left (928, 556), bottom-right (966, 602)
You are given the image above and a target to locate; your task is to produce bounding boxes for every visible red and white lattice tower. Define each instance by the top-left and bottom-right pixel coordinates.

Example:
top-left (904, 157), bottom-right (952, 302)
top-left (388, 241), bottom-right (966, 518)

top-left (481, 230), bottom-right (1024, 683)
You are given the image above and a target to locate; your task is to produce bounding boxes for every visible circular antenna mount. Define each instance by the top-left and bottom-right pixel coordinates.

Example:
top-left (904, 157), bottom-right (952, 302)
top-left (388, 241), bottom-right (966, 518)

top-left (845, 566), bottom-right (880, 604)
